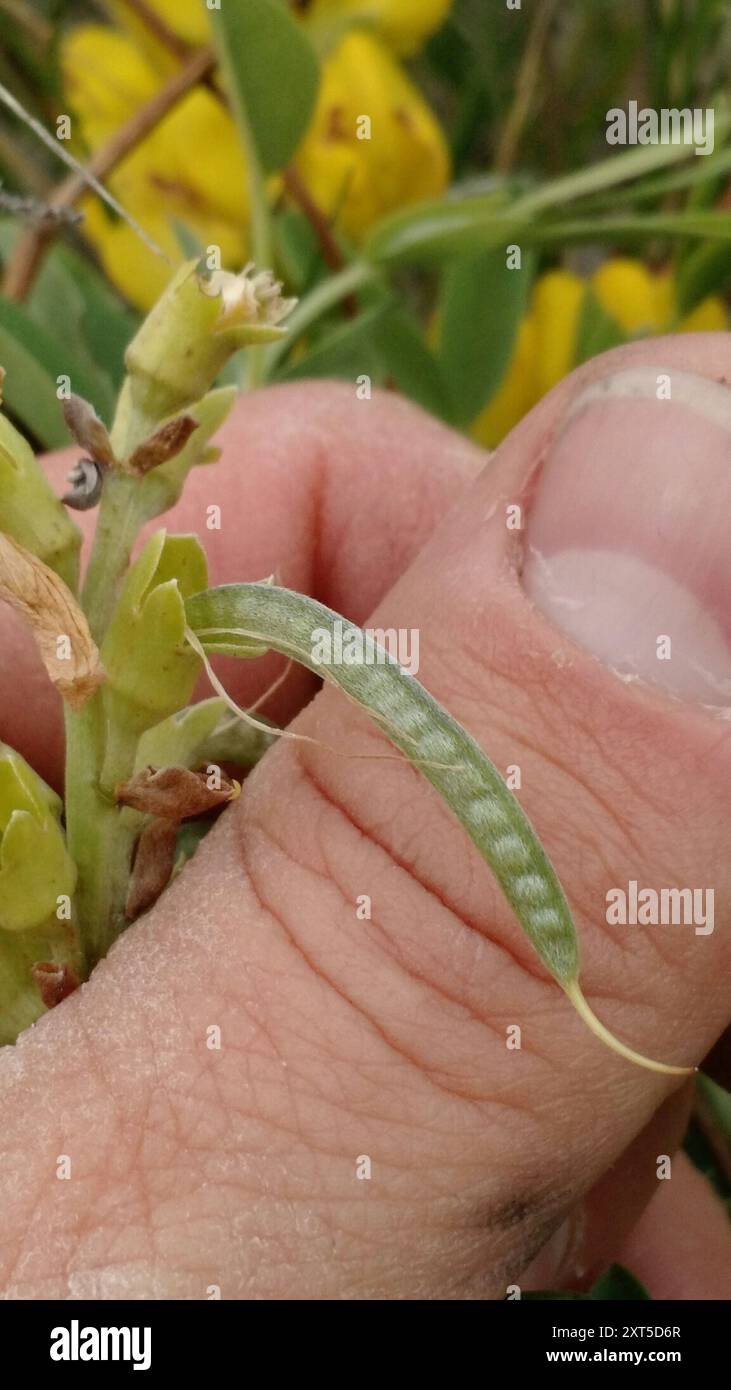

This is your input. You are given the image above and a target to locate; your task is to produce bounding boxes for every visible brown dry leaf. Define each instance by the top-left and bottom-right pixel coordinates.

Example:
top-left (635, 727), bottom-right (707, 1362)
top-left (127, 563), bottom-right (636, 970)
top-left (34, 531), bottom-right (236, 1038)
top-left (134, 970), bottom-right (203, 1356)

top-left (31, 961), bottom-right (80, 1009)
top-left (125, 817), bottom-right (178, 921)
top-left (62, 394), bottom-right (116, 469)
top-left (0, 533), bottom-right (105, 709)
top-left (116, 764), bottom-right (240, 820)
top-left (125, 415), bottom-right (197, 476)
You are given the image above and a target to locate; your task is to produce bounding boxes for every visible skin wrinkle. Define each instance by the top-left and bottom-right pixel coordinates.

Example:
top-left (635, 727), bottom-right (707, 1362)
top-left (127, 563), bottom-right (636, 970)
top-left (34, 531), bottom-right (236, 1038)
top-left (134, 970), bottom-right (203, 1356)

top-left (296, 756), bottom-right (561, 1073)
top-left (302, 675), bottom-right (658, 1008)
top-left (240, 812), bottom-right (496, 1112)
top-left (263, 811), bottom-right (528, 1101)
top-left (240, 761), bottom-right (583, 1139)
top-left (293, 720), bottom-right (554, 989)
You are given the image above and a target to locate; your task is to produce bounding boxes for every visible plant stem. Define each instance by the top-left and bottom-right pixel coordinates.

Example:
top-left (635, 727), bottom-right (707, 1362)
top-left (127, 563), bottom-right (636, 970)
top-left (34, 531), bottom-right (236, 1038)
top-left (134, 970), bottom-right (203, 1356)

top-left (63, 698), bottom-right (136, 964)
top-left (81, 473), bottom-right (148, 643)
top-left (66, 397), bottom-right (160, 957)
top-left (263, 260), bottom-right (378, 377)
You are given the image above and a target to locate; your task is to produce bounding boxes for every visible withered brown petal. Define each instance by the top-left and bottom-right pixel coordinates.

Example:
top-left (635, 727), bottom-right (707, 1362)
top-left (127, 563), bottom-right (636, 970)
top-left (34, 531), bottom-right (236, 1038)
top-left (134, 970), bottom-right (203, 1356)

top-left (62, 394), bottom-right (116, 469)
top-left (125, 817), bottom-right (178, 922)
top-left (31, 961), bottom-right (80, 1009)
top-left (115, 764), bottom-right (240, 820)
top-left (125, 415), bottom-right (198, 476)
top-left (0, 532), bottom-right (105, 709)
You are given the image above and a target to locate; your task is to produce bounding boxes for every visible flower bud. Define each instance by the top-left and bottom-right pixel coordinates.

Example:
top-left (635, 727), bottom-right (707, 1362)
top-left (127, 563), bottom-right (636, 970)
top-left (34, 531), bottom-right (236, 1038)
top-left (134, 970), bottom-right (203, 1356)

top-left (0, 744), bottom-right (77, 933)
top-left (101, 530), bottom-right (208, 733)
top-left (124, 260), bottom-right (296, 420)
top-left (0, 385), bottom-right (81, 592)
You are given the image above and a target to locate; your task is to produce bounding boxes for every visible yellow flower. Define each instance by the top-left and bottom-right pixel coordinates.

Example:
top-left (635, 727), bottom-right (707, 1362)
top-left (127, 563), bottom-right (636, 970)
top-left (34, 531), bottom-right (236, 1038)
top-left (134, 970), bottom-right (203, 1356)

top-left (473, 257), bottom-right (728, 449)
top-left (299, 0), bottom-right (453, 55)
top-left (62, 2), bottom-right (451, 309)
top-left (63, 28), bottom-right (249, 309)
top-left (293, 31), bottom-right (450, 241)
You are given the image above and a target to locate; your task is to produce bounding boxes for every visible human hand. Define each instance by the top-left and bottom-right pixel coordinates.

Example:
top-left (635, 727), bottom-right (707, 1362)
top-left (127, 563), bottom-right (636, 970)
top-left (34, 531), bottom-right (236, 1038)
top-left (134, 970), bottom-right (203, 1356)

top-left (0, 337), bottom-right (729, 1299)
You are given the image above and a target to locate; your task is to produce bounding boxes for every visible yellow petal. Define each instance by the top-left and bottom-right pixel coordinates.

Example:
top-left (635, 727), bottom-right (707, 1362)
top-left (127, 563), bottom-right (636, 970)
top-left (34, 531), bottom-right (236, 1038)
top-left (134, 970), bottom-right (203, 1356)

top-left (64, 24), bottom-right (249, 311)
top-left (293, 31), bottom-right (450, 240)
top-left (63, 27), bottom-right (162, 148)
top-left (679, 295), bottom-right (728, 333)
top-left (302, 0), bottom-right (453, 55)
top-left (471, 317), bottom-right (541, 449)
top-left (590, 257), bottom-right (665, 333)
top-left (109, 0), bottom-right (209, 51)
top-left (531, 269), bottom-right (585, 396)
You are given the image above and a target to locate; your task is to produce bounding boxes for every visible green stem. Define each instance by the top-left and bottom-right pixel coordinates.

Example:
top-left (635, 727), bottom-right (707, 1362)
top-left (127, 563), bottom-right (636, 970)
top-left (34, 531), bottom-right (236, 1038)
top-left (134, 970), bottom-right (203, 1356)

top-left (64, 697), bottom-right (137, 964)
top-left (66, 393), bottom-right (157, 959)
top-left (263, 261), bottom-right (378, 378)
top-left (80, 473), bottom-right (147, 643)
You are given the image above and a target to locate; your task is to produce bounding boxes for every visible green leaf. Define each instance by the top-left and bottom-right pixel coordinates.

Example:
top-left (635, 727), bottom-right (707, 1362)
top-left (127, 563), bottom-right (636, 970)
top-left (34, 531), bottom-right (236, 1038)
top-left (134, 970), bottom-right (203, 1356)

top-left (371, 307), bottom-right (451, 420)
top-left (0, 744), bottom-right (76, 934)
top-left (365, 191), bottom-right (518, 266)
top-left (675, 239), bottom-right (731, 316)
top-left (589, 1265), bottom-right (651, 1301)
top-left (0, 405), bottom-right (81, 589)
top-left (101, 531), bottom-right (207, 733)
top-left (210, 0), bottom-right (320, 174)
top-left (573, 289), bottom-right (625, 367)
top-left (137, 698), bottom-right (272, 773)
top-left (365, 193), bottom-right (731, 268)
top-left (274, 208), bottom-right (322, 294)
top-left (275, 301), bottom-right (387, 383)
top-left (0, 295), bottom-right (115, 446)
top-left (525, 1264), bottom-right (651, 1302)
top-left (0, 224), bottom-right (136, 394)
top-left (696, 1073), bottom-right (731, 1148)
top-left (438, 249), bottom-right (535, 426)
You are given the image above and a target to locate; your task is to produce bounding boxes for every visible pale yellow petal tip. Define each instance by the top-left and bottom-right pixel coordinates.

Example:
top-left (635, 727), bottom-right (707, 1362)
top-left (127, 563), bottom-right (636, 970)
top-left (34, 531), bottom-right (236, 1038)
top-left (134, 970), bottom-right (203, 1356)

top-left (563, 979), bottom-right (694, 1077)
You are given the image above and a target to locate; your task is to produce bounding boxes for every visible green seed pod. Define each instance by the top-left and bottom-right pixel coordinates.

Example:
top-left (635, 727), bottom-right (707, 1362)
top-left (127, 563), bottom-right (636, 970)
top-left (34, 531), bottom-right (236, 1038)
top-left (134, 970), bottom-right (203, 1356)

top-left (0, 744), bottom-right (77, 933)
top-left (186, 583), bottom-right (692, 1078)
top-left (101, 530), bottom-right (207, 737)
top-left (0, 404), bottom-right (81, 592)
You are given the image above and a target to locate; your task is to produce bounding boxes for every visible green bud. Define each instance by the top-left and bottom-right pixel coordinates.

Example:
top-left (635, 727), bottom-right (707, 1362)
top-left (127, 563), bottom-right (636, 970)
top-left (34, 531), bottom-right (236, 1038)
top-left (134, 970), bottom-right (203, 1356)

top-left (0, 745), bottom-right (77, 933)
top-left (101, 530), bottom-right (208, 734)
top-left (0, 407), bottom-right (81, 592)
top-left (124, 261), bottom-right (296, 420)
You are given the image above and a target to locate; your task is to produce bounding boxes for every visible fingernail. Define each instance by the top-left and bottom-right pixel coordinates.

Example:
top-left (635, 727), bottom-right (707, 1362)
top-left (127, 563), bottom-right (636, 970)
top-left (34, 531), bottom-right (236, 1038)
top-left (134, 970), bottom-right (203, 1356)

top-left (522, 367), bottom-right (731, 707)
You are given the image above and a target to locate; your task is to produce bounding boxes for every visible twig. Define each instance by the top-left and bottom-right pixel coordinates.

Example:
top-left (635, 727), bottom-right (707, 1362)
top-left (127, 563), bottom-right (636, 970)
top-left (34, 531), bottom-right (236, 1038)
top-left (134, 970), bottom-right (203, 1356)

top-left (0, 189), bottom-right (82, 225)
top-left (1, 46), bottom-right (215, 300)
top-left (107, 0), bottom-right (191, 60)
top-left (494, 0), bottom-right (560, 174)
top-left (0, 0), bottom-right (51, 47)
top-left (282, 166), bottom-right (344, 273)
top-left (281, 166), bottom-right (358, 316)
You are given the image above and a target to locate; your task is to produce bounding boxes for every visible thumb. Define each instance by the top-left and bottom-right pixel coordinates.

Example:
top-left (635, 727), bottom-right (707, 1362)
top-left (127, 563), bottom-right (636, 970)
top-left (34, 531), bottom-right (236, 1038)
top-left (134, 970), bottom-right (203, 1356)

top-left (235, 333), bottom-right (730, 1286)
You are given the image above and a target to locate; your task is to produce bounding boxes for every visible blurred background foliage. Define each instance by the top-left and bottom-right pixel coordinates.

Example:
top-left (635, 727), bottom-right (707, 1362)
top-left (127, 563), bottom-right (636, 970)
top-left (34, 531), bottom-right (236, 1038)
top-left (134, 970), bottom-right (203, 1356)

top-left (0, 0), bottom-right (728, 1262)
top-left (1, 0), bottom-right (731, 450)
